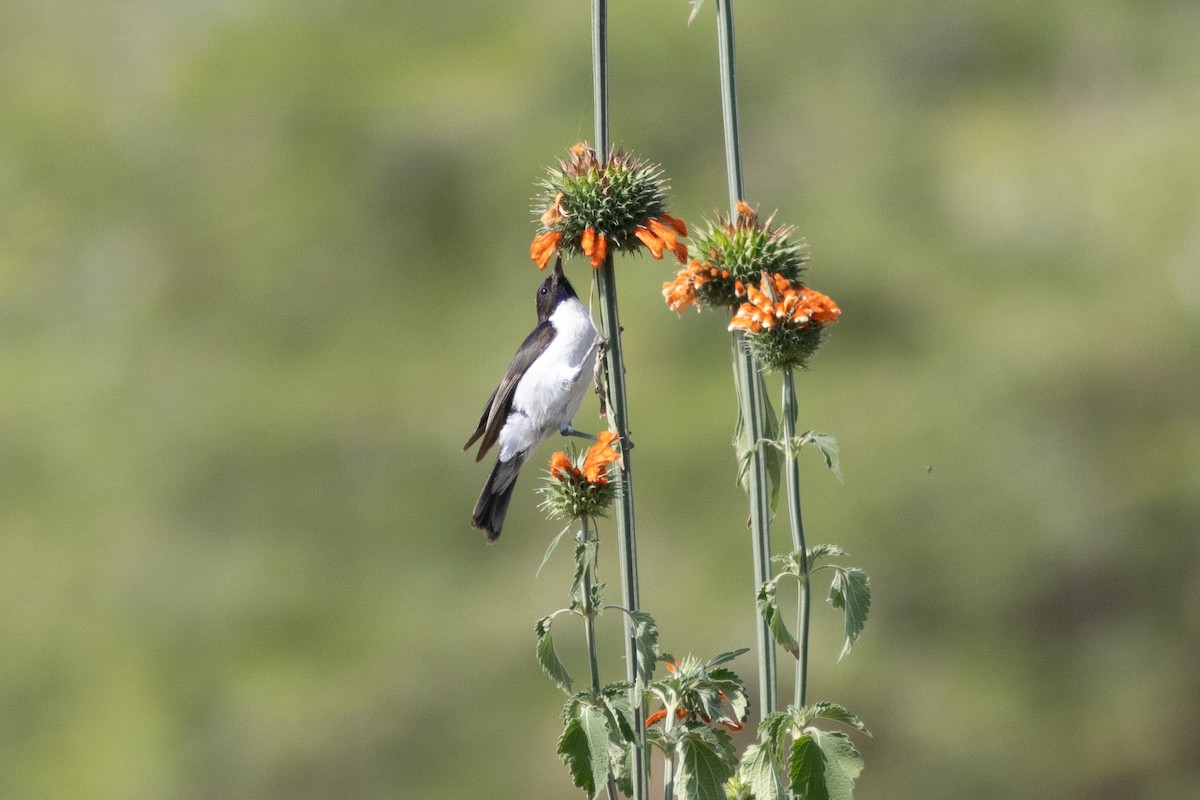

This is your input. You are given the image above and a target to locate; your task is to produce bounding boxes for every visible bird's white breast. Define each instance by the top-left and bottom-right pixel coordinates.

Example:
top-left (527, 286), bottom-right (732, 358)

top-left (499, 298), bottom-right (601, 461)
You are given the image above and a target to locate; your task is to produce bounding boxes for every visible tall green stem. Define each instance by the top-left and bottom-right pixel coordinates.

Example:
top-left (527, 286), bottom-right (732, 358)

top-left (591, 1), bottom-right (647, 797)
top-left (781, 368), bottom-right (811, 708)
top-left (716, 0), bottom-right (778, 718)
top-left (580, 518), bottom-right (621, 800)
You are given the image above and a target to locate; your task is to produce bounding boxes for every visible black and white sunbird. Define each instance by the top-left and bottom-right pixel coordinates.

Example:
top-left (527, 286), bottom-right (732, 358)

top-left (465, 258), bottom-right (602, 541)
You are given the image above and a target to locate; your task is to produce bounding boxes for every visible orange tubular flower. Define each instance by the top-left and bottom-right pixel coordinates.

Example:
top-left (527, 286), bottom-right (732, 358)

top-left (590, 231), bottom-right (608, 269)
top-left (530, 231), bottom-right (562, 270)
top-left (658, 213), bottom-right (688, 238)
top-left (645, 216), bottom-right (688, 263)
top-left (634, 226), bottom-right (665, 259)
top-left (549, 451), bottom-right (572, 481)
top-left (644, 708), bottom-right (688, 729)
top-left (582, 431), bottom-right (621, 484)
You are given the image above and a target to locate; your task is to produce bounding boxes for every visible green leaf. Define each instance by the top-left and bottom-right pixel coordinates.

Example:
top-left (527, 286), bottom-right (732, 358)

top-left (737, 741), bottom-right (785, 800)
top-left (536, 524), bottom-right (572, 577)
top-left (809, 703), bottom-right (871, 736)
top-left (676, 727), bottom-right (738, 800)
top-left (756, 368), bottom-right (784, 514)
top-left (758, 711), bottom-right (793, 764)
top-left (610, 740), bottom-right (634, 798)
top-left (808, 728), bottom-right (864, 800)
top-left (827, 567), bottom-right (871, 661)
top-left (628, 609), bottom-right (660, 687)
top-left (787, 735), bottom-right (828, 800)
top-left (557, 705), bottom-right (613, 799)
top-left (731, 360), bottom-right (781, 518)
top-left (571, 538), bottom-right (599, 605)
top-left (706, 667), bottom-right (749, 724)
top-left (535, 616), bottom-right (573, 694)
top-left (758, 579), bottom-right (800, 658)
top-left (805, 544), bottom-right (845, 567)
top-left (705, 648), bottom-right (750, 669)
top-left (798, 431), bottom-right (843, 483)
top-left (600, 688), bottom-right (637, 744)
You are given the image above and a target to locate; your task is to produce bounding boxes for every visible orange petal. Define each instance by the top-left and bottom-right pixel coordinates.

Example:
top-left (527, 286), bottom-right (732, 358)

top-left (672, 241), bottom-right (688, 263)
top-left (581, 226), bottom-right (596, 257)
top-left (647, 218), bottom-right (677, 250)
top-left (658, 213), bottom-right (688, 238)
top-left (530, 231), bottom-right (562, 270)
top-left (634, 227), bottom-right (665, 259)
top-left (645, 709), bottom-right (668, 728)
top-left (549, 451), bottom-right (572, 481)
top-left (590, 233), bottom-right (607, 269)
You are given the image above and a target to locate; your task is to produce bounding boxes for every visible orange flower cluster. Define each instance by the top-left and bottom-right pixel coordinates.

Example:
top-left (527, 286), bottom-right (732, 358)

top-left (662, 260), bottom-right (750, 317)
top-left (549, 431), bottom-right (621, 486)
top-left (635, 214), bottom-right (689, 264)
top-left (532, 215), bottom-right (687, 271)
top-left (727, 272), bottom-right (840, 334)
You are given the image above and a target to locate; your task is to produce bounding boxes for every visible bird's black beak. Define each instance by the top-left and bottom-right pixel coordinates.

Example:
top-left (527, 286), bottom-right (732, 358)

top-left (552, 256), bottom-right (565, 280)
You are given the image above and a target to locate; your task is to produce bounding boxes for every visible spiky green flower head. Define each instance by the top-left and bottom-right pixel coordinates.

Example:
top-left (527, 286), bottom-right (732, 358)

top-left (530, 142), bottom-right (688, 270)
top-left (664, 202), bottom-right (808, 315)
top-left (538, 432), bottom-right (622, 521)
top-left (728, 272), bottom-right (841, 372)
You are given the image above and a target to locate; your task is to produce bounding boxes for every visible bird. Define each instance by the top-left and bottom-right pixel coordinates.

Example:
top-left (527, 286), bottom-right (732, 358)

top-left (465, 258), bottom-right (602, 541)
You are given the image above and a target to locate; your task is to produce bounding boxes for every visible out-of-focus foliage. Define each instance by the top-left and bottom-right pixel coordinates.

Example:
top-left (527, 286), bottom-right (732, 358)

top-left (2, 0), bottom-right (1198, 798)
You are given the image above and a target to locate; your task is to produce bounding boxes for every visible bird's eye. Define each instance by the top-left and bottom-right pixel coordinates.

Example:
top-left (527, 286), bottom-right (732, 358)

top-left (539, 286), bottom-right (548, 295)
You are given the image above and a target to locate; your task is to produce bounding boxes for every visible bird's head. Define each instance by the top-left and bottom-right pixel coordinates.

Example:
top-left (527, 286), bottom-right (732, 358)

top-left (536, 257), bottom-right (579, 323)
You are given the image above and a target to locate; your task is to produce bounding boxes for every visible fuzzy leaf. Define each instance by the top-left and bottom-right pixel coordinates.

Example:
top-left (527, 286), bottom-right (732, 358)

top-left (737, 741), bottom-right (785, 800)
top-left (787, 735), bottom-right (828, 800)
top-left (675, 727), bottom-right (738, 800)
top-left (798, 431), bottom-right (843, 483)
top-left (601, 687), bottom-right (637, 745)
top-left (705, 648), bottom-right (750, 669)
top-left (759, 711), bottom-right (794, 764)
top-left (758, 579), bottom-right (800, 658)
top-left (757, 369), bottom-right (784, 514)
top-left (805, 544), bottom-right (846, 567)
top-left (610, 740), bottom-right (634, 798)
top-left (827, 567), bottom-right (871, 660)
top-left (557, 705), bottom-right (613, 799)
top-left (536, 616), bottom-right (573, 694)
top-left (537, 524), bottom-right (572, 577)
top-left (731, 362), bottom-right (781, 517)
top-left (628, 609), bottom-right (660, 687)
top-left (706, 667), bottom-right (749, 724)
top-left (571, 538), bottom-right (599, 605)
top-left (809, 703), bottom-right (871, 736)
top-left (809, 728), bottom-right (864, 800)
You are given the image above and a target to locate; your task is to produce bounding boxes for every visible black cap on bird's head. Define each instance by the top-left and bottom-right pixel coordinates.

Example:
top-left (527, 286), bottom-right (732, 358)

top-left (536, 256), bottom-right (579, 322)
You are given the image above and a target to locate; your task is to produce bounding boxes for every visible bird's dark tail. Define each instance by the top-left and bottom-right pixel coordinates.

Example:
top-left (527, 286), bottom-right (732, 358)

top-left (471, 455), bottom-right (524, 542)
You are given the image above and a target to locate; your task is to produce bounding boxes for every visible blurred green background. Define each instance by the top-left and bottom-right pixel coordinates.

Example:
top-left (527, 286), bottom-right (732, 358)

top-left (3, 0), bottom-right (1199, 797)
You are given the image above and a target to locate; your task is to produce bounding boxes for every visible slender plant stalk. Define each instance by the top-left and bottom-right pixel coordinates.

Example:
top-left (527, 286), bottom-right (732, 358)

top-left (780, 368), bottom-right (811, 708)
top-left (716, 0), bottom-right (779, 719)
top-left (579, 518), bottom-right (621, 800)
top-left (662, 701), bottom-right (678, 800)
top-left (590, 1), bottom-right (648, 797)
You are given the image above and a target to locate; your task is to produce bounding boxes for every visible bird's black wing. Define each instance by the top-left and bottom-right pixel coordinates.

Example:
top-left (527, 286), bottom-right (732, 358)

top-left (463, 320), bottom-right (556, 462)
